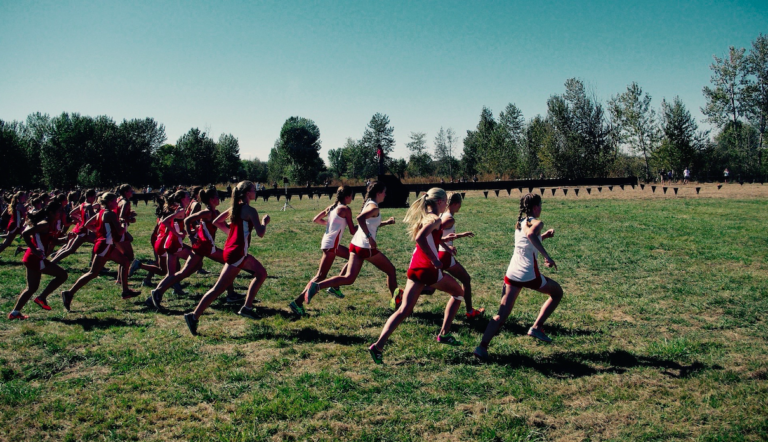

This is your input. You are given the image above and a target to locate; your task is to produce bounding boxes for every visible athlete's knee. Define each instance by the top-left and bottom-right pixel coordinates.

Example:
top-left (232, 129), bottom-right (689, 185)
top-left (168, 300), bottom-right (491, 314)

top-left (255, 266), bottom-right (268, 281)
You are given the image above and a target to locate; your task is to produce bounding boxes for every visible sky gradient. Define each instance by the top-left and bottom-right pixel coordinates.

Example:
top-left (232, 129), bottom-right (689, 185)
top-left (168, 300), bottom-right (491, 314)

top-left (1, 1), bottom-right (765, 162)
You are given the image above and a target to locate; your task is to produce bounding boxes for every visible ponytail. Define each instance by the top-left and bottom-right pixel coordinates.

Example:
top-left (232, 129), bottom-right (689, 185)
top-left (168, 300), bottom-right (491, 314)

top-left (515, 193), bottom-right (542, 229)
top-left (403, 187), bottom-right (447, 240)
top-left (229, 181), bottom-right (254, 222)
top-left (326, 185), bottom-right (353, 215)
top-left (361, 181), bottom-right (386, 213)
top-left (199, 187), bottom-right (219, 207)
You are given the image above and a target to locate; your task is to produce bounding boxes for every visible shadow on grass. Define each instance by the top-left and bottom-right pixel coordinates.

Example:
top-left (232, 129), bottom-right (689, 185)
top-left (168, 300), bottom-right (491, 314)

top-left (0, 259), bottom-right (23, 267)
top-left (452, 349), bottom-right (715, 379)
top-left (227, 323), bottom-right (368, 345)
top-left (411, 311), bottom-right (597, 338)
top-left (51, 316), bottom-right (137, 331)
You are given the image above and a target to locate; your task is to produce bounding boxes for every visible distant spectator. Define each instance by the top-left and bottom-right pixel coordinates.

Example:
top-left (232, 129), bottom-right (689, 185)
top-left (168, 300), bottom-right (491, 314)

top-left (723, 168), bottom-right (730, 183)
top-left (683, 167), bottom-right (691, 185)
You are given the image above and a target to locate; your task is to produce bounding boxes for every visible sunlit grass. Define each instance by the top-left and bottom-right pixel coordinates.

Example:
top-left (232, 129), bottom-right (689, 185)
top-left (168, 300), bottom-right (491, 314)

top-left (1, 186), bottom-right (767, 440)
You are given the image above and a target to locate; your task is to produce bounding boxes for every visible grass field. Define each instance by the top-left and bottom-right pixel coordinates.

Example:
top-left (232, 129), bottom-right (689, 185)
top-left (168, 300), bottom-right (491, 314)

top-left (1, 184), bottom-right (767, 441)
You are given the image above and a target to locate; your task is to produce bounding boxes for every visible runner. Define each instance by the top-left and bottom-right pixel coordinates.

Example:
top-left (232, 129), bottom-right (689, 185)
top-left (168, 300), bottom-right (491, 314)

top-left (0, 191), bottom-right (28, 255)
top-left (8, 201), bottom-right (68, 319)
top-left (50, 189), bottom-right (98, 264)
top-left (368, 188), bottom-right (466, 364)
top-left (439, 192), bottom-right (484, 318)
top-left (289, 186), bottom-right (356, 315)
top-left (473, 193), bottom-right (563, 361)
top-left (144, 189), bottom-right (193, 309)
top-left (60, 192), bottom-right (142, 312)
top-left (184, 181), bottom-right (270, 335)
top-left (148, 187), bottom-right (245, 306)
top-left (300, 181), bottom-right (401, 316)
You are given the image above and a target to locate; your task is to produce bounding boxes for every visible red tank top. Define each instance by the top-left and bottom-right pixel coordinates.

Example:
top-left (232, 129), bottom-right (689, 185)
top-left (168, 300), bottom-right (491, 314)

top-left (95, 209), bottom-right (114, 244)
top-left (196, 210), bottom-right (219, 245)
top-left (223, 212), bottom-right (254, 258)
top-left (409, 227), bottom-right (443, 269)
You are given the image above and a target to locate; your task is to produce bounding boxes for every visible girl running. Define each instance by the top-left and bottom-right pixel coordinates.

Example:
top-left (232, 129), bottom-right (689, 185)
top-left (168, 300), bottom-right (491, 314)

top-left (60, 192), bottom-right (142, 312)
top-left (300, 181), bottom-right (400, 316)
top-left (473, 193), bottom-right (563, 361)
top-left (439, 192), bottom-right (484, 318)
top-left (50, 189), bottom-right (98, 264)
top-left (8, 201), bottom-right (69, 319)
top-left (288, 186), bottom-right (357, 315)
top-left (148, 187), bottom-right (245, 307)
top-left (184, 181), bottom-right (269, 335)
top-left (145, 189), bottom-right (192, 308)
top-left (0, 192), bottom-right (28, 255)
top-left (368, 188), bottom-right (466, 364)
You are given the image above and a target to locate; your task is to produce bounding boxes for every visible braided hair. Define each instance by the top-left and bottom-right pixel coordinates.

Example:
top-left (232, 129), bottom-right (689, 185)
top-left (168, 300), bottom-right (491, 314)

top-left (325, 185), bottom-right (353, 215)
top-left (515, 193), bottom-right (541, 230)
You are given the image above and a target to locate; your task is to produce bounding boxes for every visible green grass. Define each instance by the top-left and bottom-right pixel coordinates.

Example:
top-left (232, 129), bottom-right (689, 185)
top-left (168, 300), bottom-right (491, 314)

top-left (1, 192), bottom-right (767, 441)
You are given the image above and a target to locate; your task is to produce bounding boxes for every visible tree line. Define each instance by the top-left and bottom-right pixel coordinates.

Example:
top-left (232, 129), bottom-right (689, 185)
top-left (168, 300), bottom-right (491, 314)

top-left (2, 34), bottom-right (765, 189)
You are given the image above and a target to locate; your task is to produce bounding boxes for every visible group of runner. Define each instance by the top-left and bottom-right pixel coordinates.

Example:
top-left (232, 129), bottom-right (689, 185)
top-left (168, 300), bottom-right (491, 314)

top-left (1, 181), bottom-right (564, 363)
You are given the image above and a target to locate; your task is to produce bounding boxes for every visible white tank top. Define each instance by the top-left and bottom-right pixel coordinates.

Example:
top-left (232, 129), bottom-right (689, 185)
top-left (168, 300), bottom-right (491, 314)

top-left (505, 217), bottom-right (541, 282)
top-left (351, 200), bottom-right (381, 249)
top-left (438, 212), bottom-right (455, 252)
top-left (320, 204), bottom-right (347, 250)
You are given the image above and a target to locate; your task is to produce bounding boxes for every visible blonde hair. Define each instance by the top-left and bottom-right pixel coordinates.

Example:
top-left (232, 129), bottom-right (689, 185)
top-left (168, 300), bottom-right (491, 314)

top-left (98, 192), bottom-right (117, 207)
top-left (403, 187), bottom-right (447, 240)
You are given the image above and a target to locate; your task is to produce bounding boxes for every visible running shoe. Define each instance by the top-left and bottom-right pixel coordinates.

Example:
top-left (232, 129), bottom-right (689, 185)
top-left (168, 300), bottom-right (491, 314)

top-left (8, 311), bottom-right (29, 320)
top-left (389, 288), bottom-right (403, 310)
top-left (527, 327), bottom-right (552, 343)
top-left (436, 334), bottom-right (462, 346)
top-left (237, 306), bottom-right (259, 320)
top-left (288, 301), bottom-right (307, 317)
top-left (184, 313), bottom-right (199, 336)
top-left (128, 259), bottom-right (141, 277)
top-left (33, 297), bottom-right (51, 311)
top-left (143, 296), bottom-right (155, 309)
top-left (121, 290), bottom-right (141, 300)
top-left (369, 344), bottom-right (383, 364)
top-left (172, 283), bottom-right (186, 296)
top-left (305, 282), bottom-right (319, 304)
top-left (14, 246), bottom-right (24, 257)
top-left (61, 290), bottom-right (73, 312)
top-left (196, 268), bottom-right (211, 275)
top-left (150, 290), bottom-right (162, 309)
top-left (141, 278), bottom-right (154, 287)
top-left (327, 287), bottom-right (345, 299)
top-left (473, 346), bottom-right (489, 361)
top-left (225, 293), bottom-right (246, 304)
top-left (466, 308), bottom-right (485, 319)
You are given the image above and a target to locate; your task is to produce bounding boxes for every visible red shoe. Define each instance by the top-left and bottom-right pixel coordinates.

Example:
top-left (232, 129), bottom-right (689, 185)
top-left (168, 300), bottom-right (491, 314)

top-left (33, 297), bottom-right (51, 311)
top-left (466, 308), bottom-right (485, 319)
top-left (8, 311), bottom-right (29, 320)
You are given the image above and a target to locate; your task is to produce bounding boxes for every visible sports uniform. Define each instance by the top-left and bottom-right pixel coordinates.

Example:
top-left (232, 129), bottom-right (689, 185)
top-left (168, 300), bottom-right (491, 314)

top-left (71, 203), bottom-right (89, 238)
top-left (161, 219), bottom-right (185, 255)
top-left (21, 223), bottom-right (53, 271)
top-left (222, 212), bottom-right (253, 268)
top-left (320, 205), bottom-right (346, 252)
top-left (6, 204), bottom-right (24, 234)
top-left (504, 217), bottom-right (547, 289)
top-left (349, 200), bottom-right (380, 259)
top-left (437, 212), bottom-right (456, 269)
top-left (407, 223), bottom-right (443, 286)
top-left (191, 210), bottom-right (219, 257)
top-left (92, 209), bottom-right (115, 257)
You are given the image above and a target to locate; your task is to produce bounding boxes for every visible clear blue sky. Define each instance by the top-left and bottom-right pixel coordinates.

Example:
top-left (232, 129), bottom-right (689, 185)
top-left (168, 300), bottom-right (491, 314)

top-left (1, 1), bottom-right (765, 162)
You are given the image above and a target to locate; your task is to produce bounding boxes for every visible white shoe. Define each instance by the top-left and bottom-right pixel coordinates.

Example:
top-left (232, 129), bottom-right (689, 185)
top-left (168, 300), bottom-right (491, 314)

top-left (527, 327), bottom-right (552, 343)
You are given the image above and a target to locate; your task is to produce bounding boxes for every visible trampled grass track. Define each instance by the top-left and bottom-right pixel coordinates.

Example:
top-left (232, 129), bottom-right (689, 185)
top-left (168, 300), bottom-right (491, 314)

top-left (1, 184), bottom-right (766, 441)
